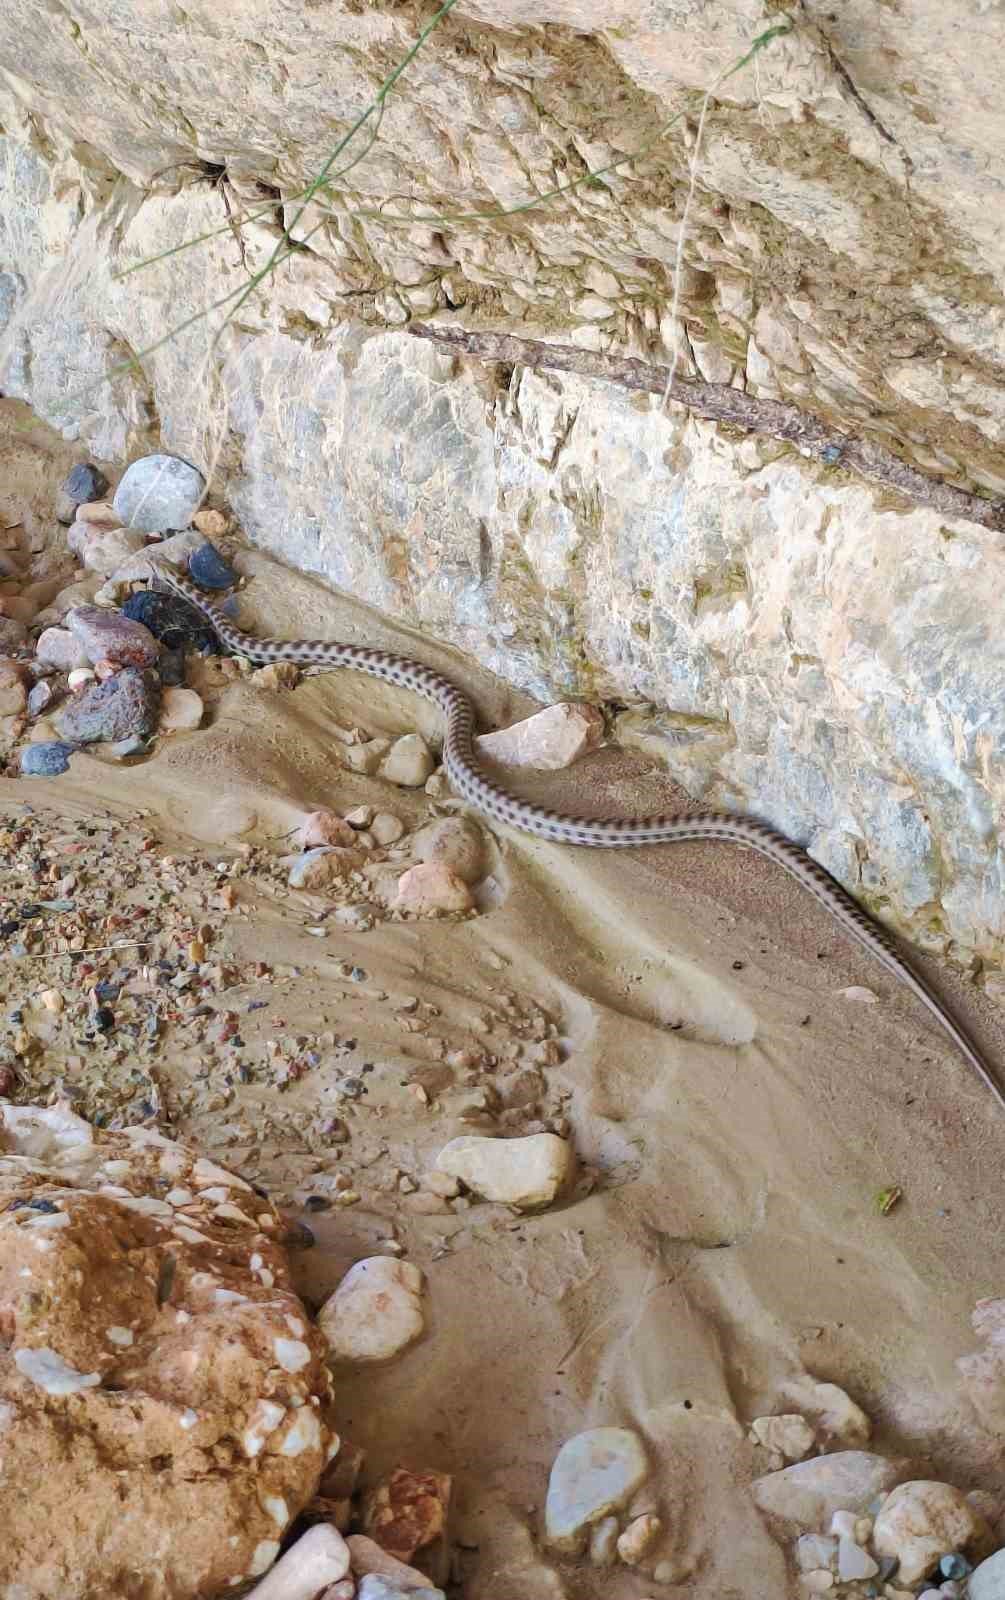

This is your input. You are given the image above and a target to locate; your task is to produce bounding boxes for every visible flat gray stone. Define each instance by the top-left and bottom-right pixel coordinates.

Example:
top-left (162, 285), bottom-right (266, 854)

top-left (112, 452), bottom-right (205, 532)
top-left (752, 1452), bottom-right (909, 1530)
top-left (544, 1426), bottom-right (648, 1554)
top-left (357, 1579), bottom-right (446, 1600)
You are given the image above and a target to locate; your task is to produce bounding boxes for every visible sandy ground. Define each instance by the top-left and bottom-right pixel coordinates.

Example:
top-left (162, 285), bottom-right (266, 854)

top-left (2, 526), bottom-right (1005, 1596)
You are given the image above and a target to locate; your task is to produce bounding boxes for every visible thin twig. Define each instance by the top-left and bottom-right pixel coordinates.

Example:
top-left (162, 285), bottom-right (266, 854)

top-left (406, 322), bottom-right (1005, 533)
top-left (1, 939), bottom-right (157, 962)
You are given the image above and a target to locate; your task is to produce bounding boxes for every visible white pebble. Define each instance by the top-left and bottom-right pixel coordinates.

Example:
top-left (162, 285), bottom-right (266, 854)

top-left (378, 733), bottom-right (435, 787)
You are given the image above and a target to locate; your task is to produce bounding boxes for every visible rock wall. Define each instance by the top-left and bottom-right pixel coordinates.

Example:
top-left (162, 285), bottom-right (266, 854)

top-left (2, 0), bottom-right (1005, 963)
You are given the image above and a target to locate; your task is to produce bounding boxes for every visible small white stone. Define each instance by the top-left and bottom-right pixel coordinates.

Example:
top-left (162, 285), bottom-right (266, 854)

top-left (14, 1347), bottom-right (100, 1395)
top-left (544, 1427), bottom-right (649, 1554)
top-left (105, 1326), bottom-right (134, 1347)
top-left (279, 1408), bottom-right (321, 1457)
top-left (837, 1535), bottom-right (878, 1581)
top-left (475, 702), bottom-right (604, 772)
top-left (801, 1573), bottom-right (834, 1594)
top-left (274, 1337), bottom-right (311, 1373)
top-left (780, 1377), bottom-right (871, 1450)
top-left (830, 1510), bottom-right (857, 1538)
top-left (319, 1257), bottom-right (425, 1364)
top-left (394, 861), bottom-right (474, 915)
top-left (436, 1132), bottom-right (575, 1211)
top-left (379, 733), bottom-right (435, 787)
top-left (589, 1516), bottom-right (620, 1566)
top-left (795, 1535), bottom-right (837, 1573)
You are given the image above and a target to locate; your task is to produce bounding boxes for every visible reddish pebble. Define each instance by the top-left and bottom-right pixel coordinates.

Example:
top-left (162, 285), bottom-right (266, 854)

top-left (298, 811), bottom-right (357, 849)
top-left (394, 862), bottom-right (474, 915)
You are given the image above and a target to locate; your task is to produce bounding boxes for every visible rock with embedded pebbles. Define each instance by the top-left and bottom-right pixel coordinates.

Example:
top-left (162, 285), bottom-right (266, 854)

top-left (0, 1101), bottom-right (337, 1598)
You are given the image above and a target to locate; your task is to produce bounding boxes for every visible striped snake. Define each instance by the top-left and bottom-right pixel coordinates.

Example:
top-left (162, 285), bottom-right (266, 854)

top-left (152, 563), bottom-right (1005, 1112)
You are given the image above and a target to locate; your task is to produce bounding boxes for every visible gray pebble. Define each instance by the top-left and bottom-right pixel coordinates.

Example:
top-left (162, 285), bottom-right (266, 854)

top-left (187, 541), bottom-right (236, 590)
top-left (109, 734), bottom-right (151, 759)
top-left (26, 680), bottom-right (62, 717)
top-left (112, 453), bottom-right (205, 533)
top-left (54, 667), bottom-right (160, 744)
top-left (20, 742), bottom-right (74, 777)
top-left (357, 1580), bottom-right (446, 1600)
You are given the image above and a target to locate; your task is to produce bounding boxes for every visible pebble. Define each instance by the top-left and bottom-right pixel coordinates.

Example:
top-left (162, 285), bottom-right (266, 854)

top-left (343, 738), bottom-right (391, 775)
top-left (475, 702), bottom-right (604, 771)
top-left (801, 1572), bottom-right (834, 1593)
top-left (288, 848), bottom-right (364, 891)
top-left (299, 811), bottom-right (358, 849)
top-left (421, 1171), bottom-right (459, 1199)
top-left (0, 617), bottom-right (28, 651)
top-left (0, 659), bottom-right (28, 716)
top-left (617, 1513), bottom-right (662, 1565)
top-left (242, 1525), bottom-right (351, 1600)
top-left (67, 668), bottom-right (96, 691)
top-left (940, 1554), bottom-right (971, 1580)
top-left (63, 463), bottom-right (110, 507)
top-left (343, 805), bottom-right (375, 828)
top-left (345, 1536), bottom-right (436, 1591)
top-left (72, 525), bottom-right (147, 576)
top-left (544, 1426), bottom-right (649, 1554)
top-left (872, 1482), bottom-right (988, 1585)
top-left (357, 1578), bottom-right (445, 1600)
top-left (121, 588), bottom-right (218, 655)
top-left (188, 541), bottom-right (237, 590)
top-left (35, 628), bottom-right (91, 670)
top-left (750, 1415), bottom-right (815, 1463)
top-left (0, 595), bottom-right (36, 623)
top-left (394, 863), bottom-right (473, 916)
top-left (413, 817), bottom-right (485, 884)
top-left (796, 1535), bottom-right (837, 1572)
top-left (112, 452), bottom-right (206, 533)
top-left (20, 742), bottom-right (74, 776)
top-left (969, 1549), bottom-right (1005, 1600)
top-left (192, 508), bottom-right (229, 537)
top-left (26, 679), bottom-right (59, 717)
top-left (159, 687), bottom-right (204, 732)
top-left (436, 1132), bottom-right (575, 1210)
top-left (110, 734), bottom-right (150, 759)
top-left (830, 1511), bottom-right (857, 1539)
top-left (66, 605), bottom-right (160, 668)
top-left (837, 1535), bottom-right (879, 1580)
top-left (75, 498), bottom-right (121, 527)
top-left (379, 734), bottom-right (435, 787)
top-left (252, 662), bottom-right (299, 691)
top-left (319, 1258), bottom-right (425, 1364)
top-left (589, 1516), bottom-right (620, 1567)
top-left (54, 667), bottom-right (160, 745)
top-left (752, 1452), bottom-right (907, 1528)
top-left (781, 1377), bottom-right (872, 1450)
top-left (370, 812), bottom-right (404, 845)
top-left (424, 772), bottom-right (448, 798)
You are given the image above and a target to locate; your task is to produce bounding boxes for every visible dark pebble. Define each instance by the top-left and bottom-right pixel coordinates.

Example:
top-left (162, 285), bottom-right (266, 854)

top-left (20, 742), bottom-right (75, 777)
top-left (122, 590), bottom-right (217, 655)
top-left (0, 921), bottom-right (19, 938)
top-left (305, 1195), bottom-right (331, 1213)
top-left (187, 541), bottom-right (237, 591)
top-left (281, 1221), bottom-right (315, 1251)
top-left (54, 667), bottom-right (160, 745)
top-left (94, 981), bottom-right (120, 1003)
top-left (63, 463), bottom-right (109, 505)
top-left (159, 648), bottom-right (186, 686)
top-left (92, 1007), bottom-right (115, 1031)
top-left (27, 1197), bottom-right (59, 1214)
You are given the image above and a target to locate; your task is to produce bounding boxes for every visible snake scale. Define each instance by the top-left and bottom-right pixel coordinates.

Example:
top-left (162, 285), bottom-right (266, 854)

top-left (153, 563), bottom-right (1005, 1112)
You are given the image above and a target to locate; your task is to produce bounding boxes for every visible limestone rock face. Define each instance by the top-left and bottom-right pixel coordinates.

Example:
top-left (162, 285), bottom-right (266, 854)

top-left (3, 2), bottom-right (1005, 954)
top-left (0, 1102), bottom-right (338, 1600)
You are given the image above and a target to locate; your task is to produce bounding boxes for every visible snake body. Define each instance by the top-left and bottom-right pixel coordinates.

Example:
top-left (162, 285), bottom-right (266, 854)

top-left (153, 564), bottom-right (1005, 1111)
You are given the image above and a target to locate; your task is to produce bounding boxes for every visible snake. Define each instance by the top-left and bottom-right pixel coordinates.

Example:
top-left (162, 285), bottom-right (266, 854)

top-left (152, 562), bottom-right (1005, 1112)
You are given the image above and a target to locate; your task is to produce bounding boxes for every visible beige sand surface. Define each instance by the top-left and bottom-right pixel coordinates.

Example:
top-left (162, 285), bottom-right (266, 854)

top-left (3, 551), bottom-right (1004, 1598)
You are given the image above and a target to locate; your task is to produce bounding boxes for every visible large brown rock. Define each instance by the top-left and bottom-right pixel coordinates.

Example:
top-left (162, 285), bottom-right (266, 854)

top-left (0, 1102), bottom-right (339, 1600)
